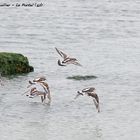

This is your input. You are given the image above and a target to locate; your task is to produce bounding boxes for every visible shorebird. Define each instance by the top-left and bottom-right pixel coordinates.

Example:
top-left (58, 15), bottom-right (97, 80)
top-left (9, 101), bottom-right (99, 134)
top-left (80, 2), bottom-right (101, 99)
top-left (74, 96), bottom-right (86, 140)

top-left (27, 86), bottom-right (46, 103)
top-left (26, 77), bottom-right (51, 104)
top-left (74, 87), bottom-right (96, 99)
top-left (55, 47), bottom-right (82, 66)
top-left (75, 87), bottom-right (100, 112)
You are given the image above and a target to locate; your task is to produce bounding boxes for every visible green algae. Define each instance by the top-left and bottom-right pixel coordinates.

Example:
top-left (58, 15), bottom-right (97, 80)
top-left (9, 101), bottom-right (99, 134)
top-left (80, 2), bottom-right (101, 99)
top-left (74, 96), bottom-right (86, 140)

top-left (0, 52), bottom-right (34, 75)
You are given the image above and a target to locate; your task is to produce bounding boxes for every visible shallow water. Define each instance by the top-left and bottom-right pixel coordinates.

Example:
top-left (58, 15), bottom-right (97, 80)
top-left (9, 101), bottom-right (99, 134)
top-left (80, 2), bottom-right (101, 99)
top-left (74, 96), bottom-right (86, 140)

top-left (0, 0), bottom-right (140, 140)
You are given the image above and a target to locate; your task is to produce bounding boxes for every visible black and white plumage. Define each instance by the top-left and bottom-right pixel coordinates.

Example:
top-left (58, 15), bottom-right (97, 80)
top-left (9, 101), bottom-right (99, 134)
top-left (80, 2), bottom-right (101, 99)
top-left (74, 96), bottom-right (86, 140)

top-left (26, 77), bottom-right (51, 104)
top-left (55, 47), bottom-right (82, 66)
top-left (82, 87), bottom-right (96, 93)
top-left (75, 87), bottom-right (100, 113)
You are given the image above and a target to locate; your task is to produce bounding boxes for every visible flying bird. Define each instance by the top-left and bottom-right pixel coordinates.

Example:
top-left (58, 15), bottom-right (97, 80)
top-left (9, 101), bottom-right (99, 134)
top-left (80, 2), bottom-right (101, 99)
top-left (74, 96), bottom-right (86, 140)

top-left (75, 87), bottom-right (100, 112)
top-left (55, 47), bottom-right (82, 66)
top-left (25, 76), bottom-right (51, 104)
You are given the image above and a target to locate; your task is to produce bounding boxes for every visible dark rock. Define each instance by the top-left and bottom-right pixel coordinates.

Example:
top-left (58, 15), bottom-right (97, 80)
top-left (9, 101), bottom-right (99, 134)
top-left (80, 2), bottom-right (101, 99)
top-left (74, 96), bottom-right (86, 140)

top-left (0, 52), bottom-right (34, 75)
top-left (67, 75), bottom-right (97, 80)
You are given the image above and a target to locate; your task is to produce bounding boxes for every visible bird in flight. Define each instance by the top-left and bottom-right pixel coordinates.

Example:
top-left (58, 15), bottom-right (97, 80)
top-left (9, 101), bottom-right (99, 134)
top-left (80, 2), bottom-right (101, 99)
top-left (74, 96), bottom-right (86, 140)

top-left (55, 47), bottom-right (82, 66)
top-left (25, 76), bottom-right (51, 104)
top-left (75, 87), bottom-right (100, 113)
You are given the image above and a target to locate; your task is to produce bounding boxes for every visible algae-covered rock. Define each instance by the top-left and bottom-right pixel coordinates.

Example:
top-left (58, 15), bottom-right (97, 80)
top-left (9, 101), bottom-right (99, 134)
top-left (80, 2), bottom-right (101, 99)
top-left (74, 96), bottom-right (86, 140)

top-left (67, 75), bottom-right (97, 80)
top-left (0, 52), bottom-right (34, 75)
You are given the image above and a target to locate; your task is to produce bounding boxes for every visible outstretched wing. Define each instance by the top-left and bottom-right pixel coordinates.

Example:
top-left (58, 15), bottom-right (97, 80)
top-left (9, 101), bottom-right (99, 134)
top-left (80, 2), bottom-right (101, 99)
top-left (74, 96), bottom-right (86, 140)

top-left (93, 98), bottom-right (100, 113)
top-left (33, 76), bottom-right (46, 82)
top-left (62, 58), bottom-right (82, 66)
top-left (82, 87), bottom-right (95, 93)
top-left (86, 92), bottom-right (99, 104)
top-left (55, 47), bottom-right (68, 59)
top-left (72, 61), bottom-right (82, 66)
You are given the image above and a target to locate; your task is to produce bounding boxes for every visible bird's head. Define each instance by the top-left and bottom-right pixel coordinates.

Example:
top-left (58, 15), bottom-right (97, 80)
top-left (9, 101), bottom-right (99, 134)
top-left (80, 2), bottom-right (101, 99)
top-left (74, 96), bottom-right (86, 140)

top-left (58, 59), bottom-right (66, 66)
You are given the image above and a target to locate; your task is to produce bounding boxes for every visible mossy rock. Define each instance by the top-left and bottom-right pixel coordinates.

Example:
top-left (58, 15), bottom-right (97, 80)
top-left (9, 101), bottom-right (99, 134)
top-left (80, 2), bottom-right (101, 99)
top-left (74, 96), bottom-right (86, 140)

top-left (0, 52), bottom-right (34, 75)
top-left (67, 75), bottom-right (97, 80)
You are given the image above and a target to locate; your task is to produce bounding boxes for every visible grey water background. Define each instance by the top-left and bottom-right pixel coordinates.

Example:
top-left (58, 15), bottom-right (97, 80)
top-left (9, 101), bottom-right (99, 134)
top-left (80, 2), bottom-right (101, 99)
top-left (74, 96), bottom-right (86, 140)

top-left (0, 0), bottom-right (140, 139)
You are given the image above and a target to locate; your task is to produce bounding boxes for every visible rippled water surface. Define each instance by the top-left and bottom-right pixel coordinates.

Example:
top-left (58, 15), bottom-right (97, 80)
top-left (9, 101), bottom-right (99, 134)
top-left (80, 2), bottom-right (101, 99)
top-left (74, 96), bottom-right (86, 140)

top-left (0, 0), bottom-right (140, 140)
